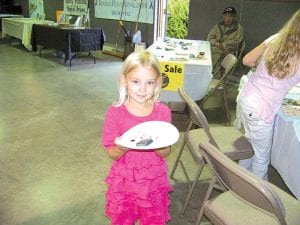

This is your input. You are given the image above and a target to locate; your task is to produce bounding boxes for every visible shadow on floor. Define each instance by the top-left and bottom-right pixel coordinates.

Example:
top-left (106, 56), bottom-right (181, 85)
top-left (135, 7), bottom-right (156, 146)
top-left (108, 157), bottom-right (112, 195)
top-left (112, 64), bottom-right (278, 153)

top-left (169, 179), bottom-right (212, 225)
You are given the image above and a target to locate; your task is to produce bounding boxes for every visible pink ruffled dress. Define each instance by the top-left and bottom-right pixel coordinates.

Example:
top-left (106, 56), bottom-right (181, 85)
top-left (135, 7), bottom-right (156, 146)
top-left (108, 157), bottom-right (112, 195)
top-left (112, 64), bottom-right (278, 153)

top-left (102, 103), bottom-right (173, 225)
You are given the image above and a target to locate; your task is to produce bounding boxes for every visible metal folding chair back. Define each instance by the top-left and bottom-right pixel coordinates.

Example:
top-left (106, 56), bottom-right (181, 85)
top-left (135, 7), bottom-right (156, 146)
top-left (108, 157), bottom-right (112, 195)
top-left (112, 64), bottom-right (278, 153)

top-left (169, 87), bottom-right (253, 220)
top-left (198, 142), bottom-right (300, 225)
top-left (236, 40), bottom-right (246, 62)
top-left (201, 53), bottom-right (237, 125)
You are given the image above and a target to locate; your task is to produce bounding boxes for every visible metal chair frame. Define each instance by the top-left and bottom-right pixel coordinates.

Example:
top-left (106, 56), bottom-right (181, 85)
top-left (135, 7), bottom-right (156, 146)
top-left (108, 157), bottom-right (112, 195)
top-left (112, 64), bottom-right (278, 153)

top-left (170, 87), bottom-right (253, 217)
top-left (200, 53), bottom-right (238, 125)
top-left (198, 142), bottom-right (300, 225)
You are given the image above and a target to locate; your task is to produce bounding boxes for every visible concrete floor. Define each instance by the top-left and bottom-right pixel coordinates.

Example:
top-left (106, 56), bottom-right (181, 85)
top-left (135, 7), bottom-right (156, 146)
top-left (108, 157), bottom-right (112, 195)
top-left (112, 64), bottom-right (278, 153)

top-left (0, 42), bottom-right (290, 225)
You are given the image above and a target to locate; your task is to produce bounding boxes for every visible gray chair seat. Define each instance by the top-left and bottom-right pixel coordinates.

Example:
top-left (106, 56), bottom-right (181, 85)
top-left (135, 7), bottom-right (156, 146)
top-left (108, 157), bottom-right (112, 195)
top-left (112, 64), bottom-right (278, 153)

top-left (199, 142), bottom-right (300, 225)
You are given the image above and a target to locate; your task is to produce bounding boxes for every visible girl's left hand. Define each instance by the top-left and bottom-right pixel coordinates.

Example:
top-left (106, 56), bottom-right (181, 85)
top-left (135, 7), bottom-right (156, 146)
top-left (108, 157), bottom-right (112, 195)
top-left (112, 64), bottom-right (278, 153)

top-left (114, 137), bottom-right (129, 151)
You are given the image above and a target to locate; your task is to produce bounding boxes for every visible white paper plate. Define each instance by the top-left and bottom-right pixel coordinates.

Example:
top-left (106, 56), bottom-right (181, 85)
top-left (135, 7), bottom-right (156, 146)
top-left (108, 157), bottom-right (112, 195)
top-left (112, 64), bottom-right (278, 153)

top-left (116, 121), bottom-right (180, 150)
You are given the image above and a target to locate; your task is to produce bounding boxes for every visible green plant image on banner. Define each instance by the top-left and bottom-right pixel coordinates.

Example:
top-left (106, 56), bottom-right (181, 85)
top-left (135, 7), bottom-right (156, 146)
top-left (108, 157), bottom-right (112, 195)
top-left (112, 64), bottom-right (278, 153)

top-left (167, 0), bottom-right (189, 39)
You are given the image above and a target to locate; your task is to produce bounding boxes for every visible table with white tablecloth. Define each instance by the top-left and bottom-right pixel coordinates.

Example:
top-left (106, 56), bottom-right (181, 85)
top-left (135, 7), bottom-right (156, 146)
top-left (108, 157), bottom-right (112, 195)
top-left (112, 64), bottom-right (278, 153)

top-left (271, 84), bottom-right (300, 199)
top-left (0, 14), bottom-right (23, 31)
top-left (147, 38), bottom-right (213, 103)
top-left (1, 18), bottom-right (54, 50)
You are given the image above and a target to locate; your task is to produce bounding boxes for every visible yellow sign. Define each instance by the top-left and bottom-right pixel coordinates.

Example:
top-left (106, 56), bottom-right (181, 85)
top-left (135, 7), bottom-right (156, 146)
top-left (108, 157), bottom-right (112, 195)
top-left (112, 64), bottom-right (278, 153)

top-left (160, 62), bottom-right (184, 91)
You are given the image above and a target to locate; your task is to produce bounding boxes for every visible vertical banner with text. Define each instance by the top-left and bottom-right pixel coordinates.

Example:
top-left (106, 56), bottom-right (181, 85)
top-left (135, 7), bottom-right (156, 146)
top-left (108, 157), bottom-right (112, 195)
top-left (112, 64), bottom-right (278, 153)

top-left (160, 62), bottom-right (185, 91)
top-left (29, 0), bottom-right (44, 18)
top-left (64, 0), bottom-right (88, 15)
top-left (94, 0), bottom-right (154, 24)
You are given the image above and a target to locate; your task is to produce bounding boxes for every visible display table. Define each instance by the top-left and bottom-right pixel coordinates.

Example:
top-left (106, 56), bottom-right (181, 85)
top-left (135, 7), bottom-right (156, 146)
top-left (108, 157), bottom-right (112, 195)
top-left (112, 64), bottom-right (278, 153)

top-left (1, 18), bottom-right (54, 50)
top-left (271, 84), bottom-right (300, 199)
top-left (0, 14), bottom-right (23, 31)
top-left (31, 25), bottom-right (105, 66)
top-left (147, 37), bottom-right (212, 102)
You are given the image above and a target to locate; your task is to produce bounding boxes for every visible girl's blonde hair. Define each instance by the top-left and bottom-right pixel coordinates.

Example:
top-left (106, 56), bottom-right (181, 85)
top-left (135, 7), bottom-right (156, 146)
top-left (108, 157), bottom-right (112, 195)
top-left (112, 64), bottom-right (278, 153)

top-left (114, 50), bottom-right (162, 107)
top-left (265, 9), bottom-right (300, 79)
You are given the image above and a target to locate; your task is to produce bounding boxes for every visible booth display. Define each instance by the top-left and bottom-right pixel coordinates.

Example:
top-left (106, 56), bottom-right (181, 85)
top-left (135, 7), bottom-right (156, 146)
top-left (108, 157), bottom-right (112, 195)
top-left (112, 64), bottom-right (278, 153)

top-left (1, 17), bottom-right (54, 50)
top-left (31, 24), bottom-right (105, 66)
top-left (147, 37), bottom-right (213, 103)
top-left (271, 84), bottom-right (300, 199)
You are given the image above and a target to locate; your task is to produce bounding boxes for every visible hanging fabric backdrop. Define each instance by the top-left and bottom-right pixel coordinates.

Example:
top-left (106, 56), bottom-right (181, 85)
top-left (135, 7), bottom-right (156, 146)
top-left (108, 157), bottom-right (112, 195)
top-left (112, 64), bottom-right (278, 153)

top-left (64, 0), bottom-right (88, 15)
top-left (94, 0), bottom-right (154, 24)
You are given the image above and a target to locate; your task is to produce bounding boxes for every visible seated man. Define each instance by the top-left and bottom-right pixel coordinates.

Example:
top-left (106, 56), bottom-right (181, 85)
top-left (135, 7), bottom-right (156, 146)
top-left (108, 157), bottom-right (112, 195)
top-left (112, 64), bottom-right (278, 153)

top-left (207, 7), bottom-right (244, 78)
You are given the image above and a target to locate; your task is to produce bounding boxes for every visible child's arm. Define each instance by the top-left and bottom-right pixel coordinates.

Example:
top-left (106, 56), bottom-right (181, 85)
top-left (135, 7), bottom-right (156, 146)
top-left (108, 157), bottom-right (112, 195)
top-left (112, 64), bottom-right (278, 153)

top-left (107, 145), bottom-right (128, 160)
top-left (242, 42), bottom-right (266, 67)
top-left (102, 107), bottom-right (128, 160)
top-left (155, 146), bottom-right (171, 158)
top-left (106, 137), bottom-right (129, 160)
top-left (243, 34), bottom-right (278, 68)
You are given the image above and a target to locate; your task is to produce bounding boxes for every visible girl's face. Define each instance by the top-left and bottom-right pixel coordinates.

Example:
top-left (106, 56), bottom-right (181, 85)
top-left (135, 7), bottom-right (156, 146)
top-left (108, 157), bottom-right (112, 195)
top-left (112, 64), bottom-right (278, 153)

top-left (121, 65), bottom-right (161, 105)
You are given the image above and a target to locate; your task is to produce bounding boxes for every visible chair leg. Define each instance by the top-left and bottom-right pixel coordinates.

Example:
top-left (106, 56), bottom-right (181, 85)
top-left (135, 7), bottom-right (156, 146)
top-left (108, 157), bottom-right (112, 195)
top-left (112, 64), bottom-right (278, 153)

top-left (199, 95), bottom-right (209, 109)
top-left (169, 140), bottom-right (186, 179)
top-left (179, 160), bottom-right (192, 187)
top-left (222, 92), bottom-right (231, 125)
top-left (182, 159), bottom-right (205, 214)
top-left (195, 176), bottom-right (217, 225)
top-left (170, 120), bottom-right (194, 179)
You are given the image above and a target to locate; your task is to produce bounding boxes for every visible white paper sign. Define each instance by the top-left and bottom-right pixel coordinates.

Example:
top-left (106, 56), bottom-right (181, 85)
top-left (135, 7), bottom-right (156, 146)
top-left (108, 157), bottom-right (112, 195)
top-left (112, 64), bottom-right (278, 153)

top-left (64, 0), bottom-right (88, 16)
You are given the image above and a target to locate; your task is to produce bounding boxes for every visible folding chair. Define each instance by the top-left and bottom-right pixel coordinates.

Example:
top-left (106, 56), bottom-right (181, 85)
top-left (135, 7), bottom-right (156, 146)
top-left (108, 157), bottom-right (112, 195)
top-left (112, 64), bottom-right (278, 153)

top-left (200, 53), bottom-right (237, 125)
top-left (228, 40), bottom-right (246, 83)
top-left (235, 40), bottom-right (246, 65)
top-left (169, 87), bottom-right (253, 214)
top-left (198, 142), bottom-right (300, 225)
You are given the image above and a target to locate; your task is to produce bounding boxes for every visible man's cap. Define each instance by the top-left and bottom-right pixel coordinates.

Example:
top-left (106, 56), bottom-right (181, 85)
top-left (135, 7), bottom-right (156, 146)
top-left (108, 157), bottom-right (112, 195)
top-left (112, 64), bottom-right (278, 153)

top-left (223, 7), bottom-right (236, 15)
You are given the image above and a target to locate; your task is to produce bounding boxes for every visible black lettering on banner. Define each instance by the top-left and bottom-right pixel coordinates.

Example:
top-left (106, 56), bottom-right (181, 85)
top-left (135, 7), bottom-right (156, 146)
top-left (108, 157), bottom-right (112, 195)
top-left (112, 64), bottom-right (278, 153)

top-left (124, 11), bottom-right (131, 16)
top-left (74, 0), bottom-right (87, 4)
top-left (149, 2), bottom-right (154, 9)
top-left (76, 6), bottom-right (86, 13)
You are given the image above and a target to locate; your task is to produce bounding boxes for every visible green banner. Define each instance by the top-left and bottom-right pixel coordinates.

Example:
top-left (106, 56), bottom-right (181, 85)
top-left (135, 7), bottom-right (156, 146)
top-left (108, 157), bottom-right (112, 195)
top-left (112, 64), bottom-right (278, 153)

top-left (29, 0), bottom-right (44, 18)
top-left (94, 0), bottom-right (154, 24)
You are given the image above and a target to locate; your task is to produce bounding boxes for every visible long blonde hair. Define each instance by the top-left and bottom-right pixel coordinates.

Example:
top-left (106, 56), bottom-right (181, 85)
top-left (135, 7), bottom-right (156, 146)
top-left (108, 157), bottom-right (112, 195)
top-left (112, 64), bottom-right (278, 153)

top-left (265, 9), bottom-right (300, 79)
top-left (114, 50), bottom-right (162, 107)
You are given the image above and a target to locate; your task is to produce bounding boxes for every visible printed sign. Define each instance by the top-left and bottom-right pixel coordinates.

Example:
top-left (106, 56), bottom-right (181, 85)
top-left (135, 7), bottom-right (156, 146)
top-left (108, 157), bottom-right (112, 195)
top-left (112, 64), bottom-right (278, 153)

top-left (94, 0), bottom-right (154, 24)
top-left (160, 62), bottom-right (184, 91)
top-left (64, 0), bottom-right (88, 15)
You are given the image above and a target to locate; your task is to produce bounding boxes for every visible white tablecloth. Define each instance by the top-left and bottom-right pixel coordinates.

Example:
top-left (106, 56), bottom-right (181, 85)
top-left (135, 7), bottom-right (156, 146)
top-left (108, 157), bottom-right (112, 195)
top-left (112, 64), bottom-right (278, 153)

top-left (147, 38), bottom-right (213, 102)
top-left (271, 84), bottom-right (300, 199)
top-left (0, 13), bottom-right (23, 18)
top-left (1, 18), bottom-right (54, 51)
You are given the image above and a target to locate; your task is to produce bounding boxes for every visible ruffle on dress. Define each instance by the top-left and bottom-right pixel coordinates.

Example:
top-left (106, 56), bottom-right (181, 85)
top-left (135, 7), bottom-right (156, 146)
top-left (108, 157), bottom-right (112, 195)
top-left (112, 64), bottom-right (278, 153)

top-left (105, 151), bottom-right (173, 224)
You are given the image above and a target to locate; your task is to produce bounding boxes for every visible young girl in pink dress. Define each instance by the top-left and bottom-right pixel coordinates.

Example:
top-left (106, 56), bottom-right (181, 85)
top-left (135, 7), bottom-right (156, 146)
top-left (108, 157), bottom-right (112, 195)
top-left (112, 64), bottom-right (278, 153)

top-left (102, 50), bottom-right (173, 225)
